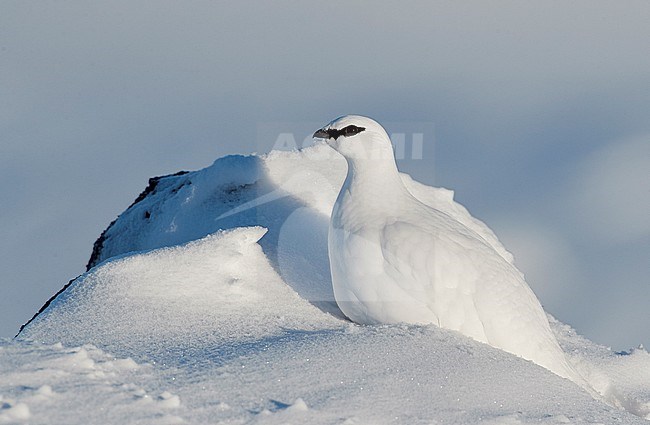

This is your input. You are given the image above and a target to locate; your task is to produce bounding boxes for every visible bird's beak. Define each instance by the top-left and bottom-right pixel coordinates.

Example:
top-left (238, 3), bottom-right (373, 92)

top-left (313, 128), bottom-right (330, 139)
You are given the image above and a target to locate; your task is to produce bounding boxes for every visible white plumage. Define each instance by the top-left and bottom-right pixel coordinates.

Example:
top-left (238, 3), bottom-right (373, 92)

top-left (314, 115), bottom-right (584, 384)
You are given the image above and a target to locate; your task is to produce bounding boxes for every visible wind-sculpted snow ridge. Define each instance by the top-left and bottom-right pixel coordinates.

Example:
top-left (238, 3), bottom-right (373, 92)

top-left (85, 142), bottom-right (513, 271)
top-left (20, 227), bottom-right (343, 360)
top-left (15, 143), bottom-right (650, 423)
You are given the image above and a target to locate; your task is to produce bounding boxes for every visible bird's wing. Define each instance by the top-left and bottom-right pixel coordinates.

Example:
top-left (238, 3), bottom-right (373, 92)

top-left (379, 219), bottom-right (488, 340)
top-left (380, 215), bottom-right (577, 381)
top-left (380, 217), bottom-right (554, 349)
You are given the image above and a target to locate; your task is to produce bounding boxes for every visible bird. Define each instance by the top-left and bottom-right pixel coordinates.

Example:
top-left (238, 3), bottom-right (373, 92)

top-left (313, 115), bottom-right (586, 385)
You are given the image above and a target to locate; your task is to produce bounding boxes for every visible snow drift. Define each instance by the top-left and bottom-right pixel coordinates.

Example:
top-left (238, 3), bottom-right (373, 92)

top-left (21, 227), bottom-right (341, 358)
top-left (12, 143), bottom-right (650, 424)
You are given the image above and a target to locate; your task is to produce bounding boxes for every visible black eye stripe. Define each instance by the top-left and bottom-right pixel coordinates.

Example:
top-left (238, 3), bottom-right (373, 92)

top-left (326, 125), bottom-right (366, 139)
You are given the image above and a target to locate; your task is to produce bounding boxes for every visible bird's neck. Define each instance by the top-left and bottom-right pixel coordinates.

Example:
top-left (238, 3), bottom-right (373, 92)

top-left (338, 156), bottom-right (410, 213)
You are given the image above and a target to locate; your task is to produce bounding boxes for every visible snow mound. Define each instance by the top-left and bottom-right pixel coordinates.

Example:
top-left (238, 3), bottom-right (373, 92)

top-left (21, 226), bottom-right (341, 358)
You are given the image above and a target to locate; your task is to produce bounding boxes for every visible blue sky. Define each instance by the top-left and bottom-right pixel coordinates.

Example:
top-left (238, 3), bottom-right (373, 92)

top-left (1, 1), bottom-right (648, 349)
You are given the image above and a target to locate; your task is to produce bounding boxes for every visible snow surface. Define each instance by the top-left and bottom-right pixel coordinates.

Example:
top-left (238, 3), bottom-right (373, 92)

top-left (6, 143), bottom-right (650, 423)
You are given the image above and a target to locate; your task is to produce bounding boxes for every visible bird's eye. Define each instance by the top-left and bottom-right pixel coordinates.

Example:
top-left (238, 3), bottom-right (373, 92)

top-left (342, 125), bottom-right (365, 136)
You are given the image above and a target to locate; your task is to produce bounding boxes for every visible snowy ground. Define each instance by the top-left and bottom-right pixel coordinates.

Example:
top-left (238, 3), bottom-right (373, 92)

top-left (4, 323), bottom-right (650, 424)
top-left (4, 144), bottom-right (649, 424)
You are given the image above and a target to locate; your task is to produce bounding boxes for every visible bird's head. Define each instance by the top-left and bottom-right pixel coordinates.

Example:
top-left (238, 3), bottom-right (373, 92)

top-left (313, 115), bottom-right (394, 162)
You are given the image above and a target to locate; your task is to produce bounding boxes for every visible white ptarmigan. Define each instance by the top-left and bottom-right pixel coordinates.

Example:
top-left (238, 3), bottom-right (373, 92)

top-left (313, 115), bottom-right (586, 385)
